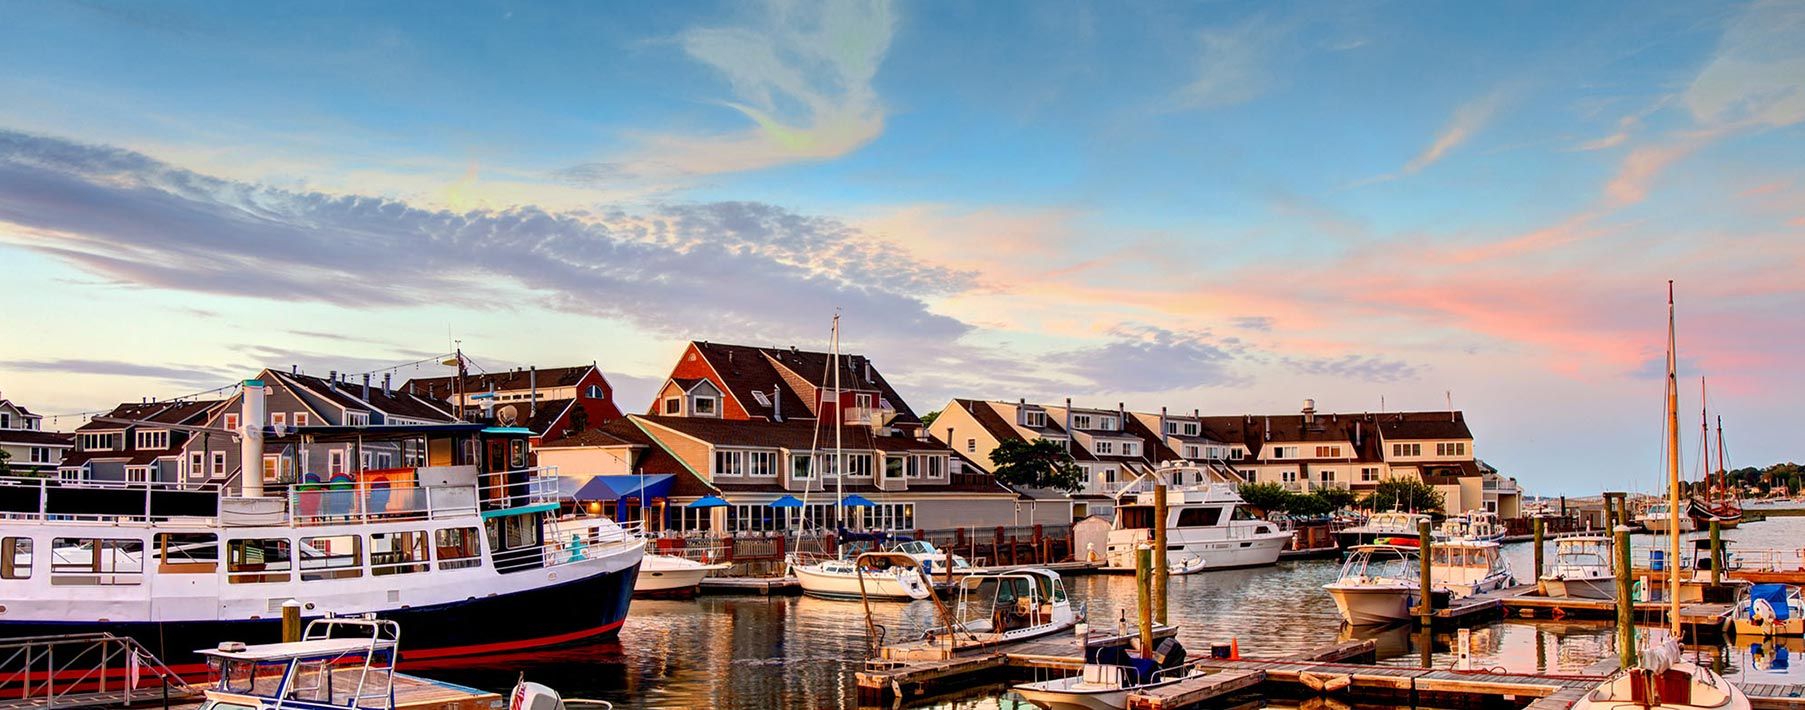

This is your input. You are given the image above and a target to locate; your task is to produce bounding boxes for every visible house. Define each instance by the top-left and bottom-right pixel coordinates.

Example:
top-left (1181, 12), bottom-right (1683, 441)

top-left (0, 391), bottom-right (72, 475)
top-left (181, 368), bottom-right (457, 491)
top-left (537, 341), bottom-right (1020, 533)
top-left (405, 363), bottom-right (624, 443)
top-left (58, 399), bottom-right (222, 483)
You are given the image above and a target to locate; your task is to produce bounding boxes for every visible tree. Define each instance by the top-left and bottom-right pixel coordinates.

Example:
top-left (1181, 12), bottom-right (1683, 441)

top-left (1237, 482), bottom-right (1292, 516)
top-left (1363, 479), bottom-right (1445, 513)
top-left (921, 409), bottom-right (940, 429)
top-left (1315, 486), bottom-right (1358, 511)
top-left (0, 447), bottom-right (9, 476)
top-left (1286, 492), bottom-right (1334, 518)
top-left (988, 438), bottom-right (1083, 493)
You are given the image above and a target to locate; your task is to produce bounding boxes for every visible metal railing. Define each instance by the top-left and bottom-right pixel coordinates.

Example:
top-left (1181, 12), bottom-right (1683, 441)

top-left (0, 476), bottom-right (222, 524)
top-left (0, 633), bottom-right (194, 709)
top-left (288, 466), bottom-right (561, 526)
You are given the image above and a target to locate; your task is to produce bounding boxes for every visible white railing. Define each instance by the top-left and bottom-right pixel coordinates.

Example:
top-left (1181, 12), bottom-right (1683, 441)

top-left (491, 519), bottom-right (645, 571)
top-left (0, 476), bottom-right (222, 525)
top-left (0, 632), bottom-right (195, 709)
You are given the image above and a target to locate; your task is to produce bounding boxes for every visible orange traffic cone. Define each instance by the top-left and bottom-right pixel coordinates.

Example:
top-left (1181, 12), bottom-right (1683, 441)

top-left (1230, 637), bottom-right (1241, 660)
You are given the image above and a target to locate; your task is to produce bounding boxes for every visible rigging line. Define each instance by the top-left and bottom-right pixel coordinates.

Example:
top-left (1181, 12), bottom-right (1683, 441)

top-left (41, 381), bottom-right (247, 421)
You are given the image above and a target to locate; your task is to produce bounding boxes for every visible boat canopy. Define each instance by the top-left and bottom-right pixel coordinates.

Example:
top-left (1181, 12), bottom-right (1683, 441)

top-left (1750, 584), bottom-right (1794, 621)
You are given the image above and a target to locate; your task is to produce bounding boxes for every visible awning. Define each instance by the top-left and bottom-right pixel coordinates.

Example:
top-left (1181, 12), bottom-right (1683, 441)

top-left (571, 474), bottom-right (674, 503)
top-left (842, 494), bottom-right (876, 508)
top-left (688, 495), bottom-right (730, 509)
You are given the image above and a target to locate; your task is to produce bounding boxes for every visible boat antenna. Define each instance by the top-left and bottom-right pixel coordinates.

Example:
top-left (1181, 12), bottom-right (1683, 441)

top-left (1664, 280), bottom-right (1681, 638)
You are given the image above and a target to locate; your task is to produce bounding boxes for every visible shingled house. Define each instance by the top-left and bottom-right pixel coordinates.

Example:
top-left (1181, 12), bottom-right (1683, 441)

top-left (0, 391), bottom-right (72, 475)
top-left (59, 399), bottom-right (222, 483)
top-left (406, 363), bottom-right (623, 444)
top-left (536, 341), bottom-right (1020, 533)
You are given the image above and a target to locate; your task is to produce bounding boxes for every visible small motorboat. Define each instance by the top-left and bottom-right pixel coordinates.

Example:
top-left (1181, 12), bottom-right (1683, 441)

top-left (1435, 511), bottom-right (1506, 543)
top-left (1013, 639), bottom-right (1199, 710)
top-left (1168, 556), bottom-right (1207, 576)
top-left (892, 539), bottom-right (975, 577)
top-left (633, 553), bottom-right (730, 597)
top-left (1334, 511), bottom-right (1432, 550)
top-left (1731, 583), bottom-right (1805, 637)
top-left (1324, 544), bottom-right (1421, 625)
top-left (789, 551), bottom-right (933, 601)
top-left (1571, 635), bottom-right (1749, 710)
top-left (913, 568), bottom-right (1078, 650)
top-left (1542, 535), bottom-right (1616, 600)
top-left (1430, 538), bottom-right (1515, 598)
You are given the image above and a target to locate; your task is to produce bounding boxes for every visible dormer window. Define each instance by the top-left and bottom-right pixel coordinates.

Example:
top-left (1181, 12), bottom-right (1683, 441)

top-left (693, 397), bottom-right (717, 416)
top-left (1072, 414), bottom-right (1093, 430)
top-left (1023, 410), bottom-right (1047, 428)
top-left (1100, 416), bottom-right (1118, 431)
top-left (136, 430), bottom-right (169, 450)
top-left (1095, 440), bottom-right (1115, 455)
top-left (663, 397), bottom-right (681, 415)
top-left (0, 413), bottom-right (9, 428)
top-left (345, 412), bottom-right (368, 427)
top-left (586, 384), bottom-right (605, 399)
top-left (1183, 422), bottom-right (1199, 436)
top-left (1122, 441), bottom-right (1140, 457)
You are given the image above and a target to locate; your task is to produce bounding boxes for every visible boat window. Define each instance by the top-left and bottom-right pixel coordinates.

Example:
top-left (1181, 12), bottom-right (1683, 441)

top-left (50, 537), bottom-right (142, 586)
top-left (1230, 506), bottom-right (1257, 521)
top-left (2, 537), bottom-right (30, 579)
top-left (227, 538), bottom-right (293, 584)
top-left (1175, 507), bottom-right (1223, 527)
top-left (436, 527), bottom-right (483, 570)
top-left (156, 533), bottom-right (219, 573)
top-left (372, 531), bottom-right (431, 576)
top-left (300, 535), bottom-right (363, 581)
top-left (1116, 506), bottom-right (1153, 530)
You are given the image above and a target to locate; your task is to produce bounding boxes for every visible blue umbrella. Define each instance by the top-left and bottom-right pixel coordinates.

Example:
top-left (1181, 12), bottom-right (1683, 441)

top-left (769, 495), bottom-right (805, 509)
top-left (841, 494), bottom-right (876, 508)
top-left (688, 495), bottom-right (730, 509)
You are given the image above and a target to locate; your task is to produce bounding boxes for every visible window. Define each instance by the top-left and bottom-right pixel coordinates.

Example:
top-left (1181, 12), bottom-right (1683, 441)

top-left (1100, 416), bottom-right (1118, 431)
top-left (1023, 410), bottom-right (1047, 427)
top-left (1183, 445), bottom-right (1200, 458)
top-left (856, 393), bottom-right (873, 410)
top-left (586, 384), bottom-right (605, 399)
top-left (329, 450), bottom-right (346, 475)
top-left (224, 413), bottom-right (240, 431)
top-left (715, 450), bottom-right (744, 477)
top-left (885, 455), bottom-right (906, 479)
top-left (1320, 469), bottom-right (1337, 482)
top-left (51, 538), bottom-right (143, 586)
top-left (0, 413), bottom-right (7, 428)
top-left (751, 390), bottom-right (771, 407)
top-left (227, 538), bottom-right (292, 584)
top-left (1315, 446), bottom-right (1340, 457)
top-left (966, 438), bottom-right (977, 453)
top-left (435, 528), bottom-right (483, 570)
top-left (1361, 467), bottom-right (1381, 482)
top-left (29, 447), bottom-right (53, 463)
top-left (1176, 507), bottom-right (1224, 527)
top-left (300, 535), bottom-right (362, 581)
top-left (922, 455), bottom-right (945, 479)
top-left (663, 397), bottom-right (681, 415)
top-left (271, 412), bottom-right (287, 428)
top-left (126, 467), bottom-right (149, 483)
top-left (1244, 470), bottom-right (1257, 483)
top-left (1072, 414), bottom-right (1093, 429)
top-left (136, 430), bottom-right (169, 450)
top-left (371, 531), bottom-right (430, 576)
top-left (79, 432), bottom-right (115, 450)
top-left (210, 452), bottom-right (227, 477)
top-left (1229, 448), bottom-right (1244, 460)
top-left (1436, 442), bottom-right (1468, 456)
top-left (845, 453), bottom-right (872, 478)
top-left (1392, 443), bottom-right (1422, 457)
top-left (262, 455), bottom-right (285, 483)
top-left (1122, 441), bottom-right (1141, 457)
top-left (294, 412), bottom-right (310, 427)
top-left (155, 533), bottom-right (218, 572)
top-left (790, 454), bottom-right (812, 480)
top-left (2, 537), bottom-right (30, 579)
top-left (693, 397), bottom-right (717, 416)
top-left (1094, 441), bottom-right (1115, 455)
top-left (747, 451), bottom-right (778, 478)
top-left (1271, 446), bottom-right (1297, 459)
top-left (1184, 422), bottom-right (1200, 436)
top-left (1281, 470), bottom-right (1297, 483)
top-left (1102, 467), bottom-right (1118, 485)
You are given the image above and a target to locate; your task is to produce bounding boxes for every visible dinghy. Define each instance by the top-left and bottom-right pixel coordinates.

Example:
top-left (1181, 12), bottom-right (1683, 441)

top-left (1012, 640), bottom-right (1200, 710)
top-left (1731, 584), bottom-right (1804, 637)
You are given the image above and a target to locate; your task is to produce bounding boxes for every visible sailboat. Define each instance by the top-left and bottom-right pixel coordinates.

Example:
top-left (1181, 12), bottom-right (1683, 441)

top-left (787, 315), bottom-right (932, 602)
top-left (1693, 390), bottom-right (1742, 529)
top-left (1572, 282), bottom-right (1750, 710)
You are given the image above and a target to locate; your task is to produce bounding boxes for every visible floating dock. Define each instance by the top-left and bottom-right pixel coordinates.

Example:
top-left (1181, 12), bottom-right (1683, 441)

top-left (80, 671), bottom-right (502, 710)
top-left (699, 575), bottom-right (802, 595)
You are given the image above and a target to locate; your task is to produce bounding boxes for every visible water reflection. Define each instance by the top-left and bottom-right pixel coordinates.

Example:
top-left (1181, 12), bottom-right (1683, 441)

top-left (417, 517), bottom-right (1805, 708)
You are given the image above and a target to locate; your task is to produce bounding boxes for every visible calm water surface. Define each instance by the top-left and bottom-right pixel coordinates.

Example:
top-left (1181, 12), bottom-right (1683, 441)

top-left (426, 515), bottom-right (1805, 709)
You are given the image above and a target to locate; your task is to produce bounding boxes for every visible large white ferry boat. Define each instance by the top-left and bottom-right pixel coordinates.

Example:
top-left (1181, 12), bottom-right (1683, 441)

top-left (1104, 464), bottom-right (1292, 572)
top-left (0, 381), bottom-right (643, 679)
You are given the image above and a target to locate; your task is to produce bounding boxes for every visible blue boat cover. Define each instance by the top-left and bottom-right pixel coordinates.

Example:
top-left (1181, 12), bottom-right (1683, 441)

top-left (1751, 584), bottom-right (1792, 621)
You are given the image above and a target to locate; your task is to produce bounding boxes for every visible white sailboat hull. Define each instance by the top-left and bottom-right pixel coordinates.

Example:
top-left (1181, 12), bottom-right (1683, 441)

top-left (792, 564), bottom-right (931, 601)
top-left (633, 554), bottom-right (728, 595)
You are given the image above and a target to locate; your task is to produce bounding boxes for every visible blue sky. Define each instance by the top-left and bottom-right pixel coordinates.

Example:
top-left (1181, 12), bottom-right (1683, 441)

top-left (1, 0), bottom-right (1801, 495)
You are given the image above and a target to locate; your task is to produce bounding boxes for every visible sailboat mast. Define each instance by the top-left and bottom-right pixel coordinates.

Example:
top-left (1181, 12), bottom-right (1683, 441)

top-left (833, 314), bottom-right (844, 534)
top-left (1665, 281), bottom-right (1682, 637)
top-left (1701, 377), bottom-right (1711, 505)
top-left (1717, 415), bottom-right (1729, 504)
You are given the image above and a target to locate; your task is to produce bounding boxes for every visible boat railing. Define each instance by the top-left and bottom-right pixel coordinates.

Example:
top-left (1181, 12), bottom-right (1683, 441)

top-left (646, 539), bottom-right (731, 564)
top-left (0, 475), bottom-right (223, 525)
top-left (0, 632), bottom-right (196, 709)
top-left (1721, 547), bottom-right (1803, 572)
top-left (288, 466), bottom-right (562, 526)
top-left (489, 518), bottom-right (644, 572)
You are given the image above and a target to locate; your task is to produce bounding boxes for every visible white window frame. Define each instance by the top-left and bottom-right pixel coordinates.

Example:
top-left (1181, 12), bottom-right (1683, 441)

top-left (750, 390), bottom-right (771, 407)
top-left (294, 412), bottom-right (310, 427)
top-left (855, 393), bottom-right (873, 411)
top-left (663, 397), bottom-right (682, 415)
top-left (271, 412), bottom-right (287, 428)
top-left (693, 396), bottom-right (718, 416)
top-left (224, 413), bottom-right (240, 431)
top-left (714, 449), bottom-right (744, 477)
top-left (1094, 440), bottom-right (1114, 455)
top-left (1122, 441), bottom-right (1140, 457)
top-left (136, 430), bottom-right (169, 451)
top-left (966, 438), bottom-right (976, 453)
top-left (210, 452), bottom-right (227, 477)
top-left (1072, 414), bottom-right (1093, 430)
top-left (1023, 410), bottom-right (1047, 428)
top-left (328, 450), bottom-right (346, 475)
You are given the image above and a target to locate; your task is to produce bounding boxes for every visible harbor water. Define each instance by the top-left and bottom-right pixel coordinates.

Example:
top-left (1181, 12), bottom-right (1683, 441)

top-left (424, 515), bottom-right (1805, 709)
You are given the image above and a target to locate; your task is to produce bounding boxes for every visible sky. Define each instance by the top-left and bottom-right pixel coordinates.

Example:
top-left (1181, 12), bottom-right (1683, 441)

top-left (0, 0), bottom-right (1800, 496)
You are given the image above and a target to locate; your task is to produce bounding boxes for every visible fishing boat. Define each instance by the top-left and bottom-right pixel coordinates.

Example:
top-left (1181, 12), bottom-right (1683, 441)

top-left (632, 553), bottom-right (729, 597)
top-left (792, 551), bottom-right (932, 601)
top-left (1541, 535), bottom-right (1616, 600)
top-left (916, 569), bottom-right (1077, 648)
top-left (1570, 282), bottom-right (1751, 710)
top-left (1429, 538), bottom-right (1515, 598)
top-left (0, 384), bottom-right (642, 680)
top-left (1012, 641), bottom-right (1201, 710)
top-left (1104, 464), bottom-right (1292, 572)
top-left (1334, 511), bottom-right (1433, 550)
top-left (1435, 510), bottom-right (1506, 543)
top-left (1323, 544), bottom-right (1423, 625)
top-left (1730, 584), bottom-right (1804, 637)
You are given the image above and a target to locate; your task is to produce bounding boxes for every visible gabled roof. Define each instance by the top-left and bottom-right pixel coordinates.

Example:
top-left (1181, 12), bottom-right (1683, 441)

top-left (0, 398), bottom-right (38, 418)
top-left (278, 372), bottom-right (371, 412)
top-left (0, 429), bottom-right (72, 446)
top-left (636, 415), bottom-right (948, 452)
top-left (76, 399), bottom-right (220, 432)
top-left (688, 341), bottom-right (921, 424)
top-left (685, 342), bottom-right (811, 420)
top-left (404, 365), bottom-right (595, 396)
top-left (278, 372), bottom-right (453, 422)
top-left (1372, 412), bottom-right (1473, 441)
top-left (521, 398), bottom-right (575, 437)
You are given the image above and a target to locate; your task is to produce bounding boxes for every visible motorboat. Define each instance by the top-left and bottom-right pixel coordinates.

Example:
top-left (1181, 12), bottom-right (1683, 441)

top-left (1012, 640), bottom-right (1200, 710)
top-left (790, 551), bottom-right (932, 601)
top-left (632, 553), bottom-right (729, 597)
top-left (1541, 535), bottom-right (1616, 600)
top-left (915, 569), bottom-right (1077, 649)
top-left (1639, 503), bottom-right (1697, 533)
top-left (892, 539), bottom-right (974, 577)
top-left (1570, 635), bottom-right (1749, 710)
top-left (1335, 511), bottom-right (1433, 549)
top-left (1731, 584), bottom-right (1805, 637)
top-left (1104, 465), bottom-right (1292, 572)
top-left (1436, 511), bottom-right (1506, 543)
top-left (1430, 538), bottom-right (1515, 598)
top-left (1324, 544), bottom-right (1422, 625)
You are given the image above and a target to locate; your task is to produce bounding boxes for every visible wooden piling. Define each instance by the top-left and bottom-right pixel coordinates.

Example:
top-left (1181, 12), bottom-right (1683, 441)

top-left (1417, 518), bottom-right (1434, 628)
top-left (1614, 522), bottom-right (1637, 669)
top-left (1709, 521), bottom-right (1722, 586)
top-left (945, 547), bottom-right (954, 585)
top-left (1136, 544), bottom-right (1154, 659)
top-left (1154, 484), bottom-right (1169, 626)
top-left (1532, 517), bottom-right (1545, 591)
top-left (281, 599), bottom-right (302, 643)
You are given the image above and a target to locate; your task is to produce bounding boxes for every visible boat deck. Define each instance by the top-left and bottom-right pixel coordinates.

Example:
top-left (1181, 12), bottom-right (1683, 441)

top-left (84, 672), bottom-right (502, 710)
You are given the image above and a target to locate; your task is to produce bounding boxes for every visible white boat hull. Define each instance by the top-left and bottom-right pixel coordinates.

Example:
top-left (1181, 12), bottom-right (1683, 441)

top-left (1543, 575), bottom-right (1616, 600)
top-left (1014, 685), bottom-right (1129, 710)
top-left (1326, 584), bottom-right (1417, 626)
top-left (633, 555), bottom-right (728, 596)
top-left (1105, 533), bottom-right (1290, 572)
top-left (792, 564), bottom-right (930, 601)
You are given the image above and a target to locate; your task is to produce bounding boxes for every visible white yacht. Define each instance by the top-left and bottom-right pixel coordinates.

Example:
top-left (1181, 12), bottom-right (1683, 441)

top-left (1541, 535), bottom-right (1616, 600)
top-left (790, 551), bottom-right (933, 601)
top-left (1639, 503), bottom-right (1697, 533)
top-left (1436, 510), bottom-right (1506, 543)
top-left (633, 552), bottom-right (730, 597)
top-left (892, 539), bottom-right (974, 577)
top-left (1013, 663), bottom-right (1203, 710)
top-left (1335, 511), bottom-right (1433, 549)
top-left (1324, 544), bottom-right (1423, 625)
top-left (1431, 538), bottom-right (1515, 598)
top-left (1104, 465), bottom-right (1291, 572)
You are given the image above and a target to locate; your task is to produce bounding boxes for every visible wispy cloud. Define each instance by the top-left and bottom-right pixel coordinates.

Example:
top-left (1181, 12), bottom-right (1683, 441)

top-left (1280, 354), bottom-right (1418, 383)
top-left (0, 358), bottom-right (236, 389)
top-left (1683, 0), bottom-right (1805, 130)
top-left (1169, 15), bottom-right (1290, 111)
top-left (600, 0), bottom-right (896, 178)
top-left (1356, 91), bottom-right (1507, 185)
top-left (1049, 325), bottom-right (1247, 392)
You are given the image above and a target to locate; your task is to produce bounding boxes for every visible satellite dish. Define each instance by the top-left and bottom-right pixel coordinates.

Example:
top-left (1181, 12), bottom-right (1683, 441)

top-left (497, 404), bottom-right (519, 427)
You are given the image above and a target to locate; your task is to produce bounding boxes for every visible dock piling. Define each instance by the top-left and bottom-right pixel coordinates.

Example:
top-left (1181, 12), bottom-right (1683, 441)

top-left (281, 599), bottom-right (302, 643)
top-left (1708, 521), bottom-right (1722, 586)
top-left (1154, 484), bottom-right (1169, 626)
top-left (1532, 517), bottom-right (1545, 590)
top-left (1416, 518), bottom-right (1434, 628)
top-left (1136, 544), bottom-right (1153, 658)
top-left (1614, 522), bottom-right (1637, 669)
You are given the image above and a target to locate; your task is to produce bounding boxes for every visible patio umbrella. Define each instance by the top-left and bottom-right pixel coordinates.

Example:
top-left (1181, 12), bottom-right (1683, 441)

top-left (688, 495), bottom-right (730, 509)
top-left (841, 494), bottom-right (876, 508)
top-left (769, 495), bottom-right (805, 509)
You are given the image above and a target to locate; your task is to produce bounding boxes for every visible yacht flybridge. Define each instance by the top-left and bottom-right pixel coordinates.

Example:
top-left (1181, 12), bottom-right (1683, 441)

top-left (1105, 464), bottom-right (1291, 572)
top-left (0, 380), bottom-right (644, 678)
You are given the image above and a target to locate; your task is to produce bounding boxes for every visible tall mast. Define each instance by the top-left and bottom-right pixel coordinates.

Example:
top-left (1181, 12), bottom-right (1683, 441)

top-left (832, 314), bottom-right (844, 535)
top-left (1701, 377), bottom-right (1711, 504)
top-left (1665, 280), bottom-right (1682, 637)
top-left (1717, 415), bottom-right (1730, 504)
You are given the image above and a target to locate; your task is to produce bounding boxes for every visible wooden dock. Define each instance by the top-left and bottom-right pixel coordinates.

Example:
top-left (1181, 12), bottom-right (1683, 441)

top-left (698, 575), bottom-right (801, 595)
top-left (1500, 594), bottom-right (1733, 635)
top-left (93, 672), bottom-right (501, 710)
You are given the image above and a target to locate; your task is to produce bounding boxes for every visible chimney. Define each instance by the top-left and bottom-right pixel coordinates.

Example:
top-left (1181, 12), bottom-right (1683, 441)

top-left (1354, 421), bottom-right (1362, 447)
top-left (1117, 401), bottom-right (1126, 430)
top-left (529, 366), bottom-right (538, 418)
top-left (1160, 406), bottom-right (1168, 439)
top-left (382, 373), bottom-right (392, 396)
top-left (864, 359), bottom-right (873, 383)
top-left (408, 381), bottom-right (415, 395)
top-left (772, 385), bottom-right (783, 422)
top-left (1302, 398), bottom-right (1316, 425)
top-left (1063, 398), bottom-right (1073, 453)
top-left (328, 370), bottom-right (338, 390)
top-left (291, 364), bottom-right (298, 374)
top-left (362, 373), bottom-right (371, 401)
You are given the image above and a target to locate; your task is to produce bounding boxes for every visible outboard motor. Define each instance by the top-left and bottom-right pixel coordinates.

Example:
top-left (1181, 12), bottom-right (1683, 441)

top-left (1154, 637), bottom-right (1187, 670)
